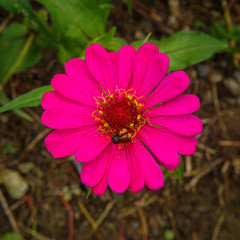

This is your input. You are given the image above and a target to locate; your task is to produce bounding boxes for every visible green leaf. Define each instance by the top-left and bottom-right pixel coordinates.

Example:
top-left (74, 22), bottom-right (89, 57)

top-left (0, 0), bottom-right (26, 14)
top-left (131, 33), bottom-right (152, 49)
top-left (210, 22), bottom-right (228, 40)
top-left (174, 155), bottom-right (184, 183)
top-left (0, 23), bottom-right (27, 41)
top-left (0, 90), bottom-right (33, 121)
top-left (131, 31), bottom-right (228, 71)
top-left (0, 26), bottom-right (42, 85)
top-left (79, 27), bottom-right (117, 59)
top-left (151, 31), bottom-right (229, 71)
top-left (0, 85), bottom-right (54, 113)
top-left (106, 37), bottom-right (127, 52)
top-left (0, 0), bottom-right (58, 43)
top-left (0, 231), bottom-right (22, 240)
top-left (36, 0), bottom-right (110, 51)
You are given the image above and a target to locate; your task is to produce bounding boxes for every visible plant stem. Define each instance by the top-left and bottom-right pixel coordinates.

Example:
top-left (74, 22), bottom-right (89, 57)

top-left (2, 33), bottom-right (36, 87)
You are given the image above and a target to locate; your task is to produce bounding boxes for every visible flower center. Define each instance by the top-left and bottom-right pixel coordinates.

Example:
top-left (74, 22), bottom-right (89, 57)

top-left (92, 89), bottom-right (148, 144)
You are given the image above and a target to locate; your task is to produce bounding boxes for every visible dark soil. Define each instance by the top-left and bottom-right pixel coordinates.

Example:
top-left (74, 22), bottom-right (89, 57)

top-left (1, 0), bottom-right (240, 239)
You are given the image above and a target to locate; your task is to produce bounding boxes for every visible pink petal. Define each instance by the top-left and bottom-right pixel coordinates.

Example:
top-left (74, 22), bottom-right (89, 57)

top-left (135, 139), bottom-right (164, 190)
top-left (41, 90), bottom-right (93, 110)
top-left (138, 52), bottom-right (169, 99)
top-left (91, 174), bottom-right (108, 196)
top-left (117, 45), bottom-right (135, 89)
top-left (41, 106), bottom-right (94, 129)
top-left (85, 44), bottom-right (115, 93)
top-left (64, 58), bottom-right (102, 96)
top-left (51, 74), bottom-right (96, 107)
top-left (81, 144), bottom-right (112, 187)
top-left (139, 128), bottom-right (181, 170)
top-left (149, 94), bottom-right (200, 116)
top-left (140, 125), bottom-right (198, 156)
top-left (74, 131), bottom-right (111, 163)
top-left (150, 115), bottom-right (203, 136)
top-left (108, 52), bottom-right (118, 88)
top-left (45, 125), bottom-right (98, 158)
top-left (131, 43), bottom-right (159, 92)
top-left (126, 143), bottom-right (144, 193)
top-left (92, 144), bottom-right (117, 195)
top-left (108, 146), bottom-right (130, 193)
top-left (144, 71), bottom-right (190, 108)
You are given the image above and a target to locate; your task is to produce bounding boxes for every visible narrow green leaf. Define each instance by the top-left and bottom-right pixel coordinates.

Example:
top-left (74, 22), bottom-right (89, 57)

top-left (0, 90), bottom-right (33, 121)
top-left (127, 0), bottom-right (132, 14)
top-left (86, 188), bottom-right (92, 199)
top-left (0, 85), bottom-right (54, 113)
top-left (174, 155), bottom-right (184, 183)
top-left (131, 33), bottom-right (152, 49)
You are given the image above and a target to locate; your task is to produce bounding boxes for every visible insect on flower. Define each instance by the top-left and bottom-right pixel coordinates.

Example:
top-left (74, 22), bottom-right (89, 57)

top-left (111, 130), bottom-right (132, 144)
top-left (41, 43), bottom-right (202, 195)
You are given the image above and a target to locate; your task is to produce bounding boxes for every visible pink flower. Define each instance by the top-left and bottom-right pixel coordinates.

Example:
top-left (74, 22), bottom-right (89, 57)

top-left (41, 43), bottom-right (202, 195)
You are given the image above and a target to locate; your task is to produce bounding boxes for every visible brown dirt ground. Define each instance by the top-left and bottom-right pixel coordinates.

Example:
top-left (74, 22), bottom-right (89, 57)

top-left (1, 0), bottom-right (240, 239)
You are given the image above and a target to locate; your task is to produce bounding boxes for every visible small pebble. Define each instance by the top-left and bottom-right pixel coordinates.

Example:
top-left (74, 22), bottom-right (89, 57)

top-left (196, 64), bottom-right (211, 78)
top-left (223, 78), bottom-right (240, 96)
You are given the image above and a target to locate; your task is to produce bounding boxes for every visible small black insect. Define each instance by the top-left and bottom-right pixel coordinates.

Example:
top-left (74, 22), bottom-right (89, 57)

top-left (111, 132), bottom-right (131, 144)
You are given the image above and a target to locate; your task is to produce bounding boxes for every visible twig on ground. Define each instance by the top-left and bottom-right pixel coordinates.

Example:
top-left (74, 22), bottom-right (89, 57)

top-left (211, 212), bottom-right (225, 240)
top-left (0, 189), bottom-right (20, 233)
top-left (96, 200), bottom-right (115, 227)
top-left (119, 195), bottom-right (157, 219)
top-left (59, 194), bottom-right (74, 240)
top-left (185, 158), bottom-right (224, 191)
top-left (197, 143), bottom-right (217, 155)
top-left (26, 128), bottom-right (52, 151)
top-left (53, 182), bottom-right (74, 240)
top-left (136, 201), bottom-right (148, 240)
top-left (87, 200), bottom-right (115, 238)
top-left (210, 78), bottom-right (228, 135)
top-left (124, 0), bottom-right (174, 35)
top-left (0, 14), bottom-right (14, 34)
top-left (219, 140), bottom-right (240, 147)
top-left (19, 223), bottom-right (52, 240)
top-left (79, 201), bottom-right (98, 231)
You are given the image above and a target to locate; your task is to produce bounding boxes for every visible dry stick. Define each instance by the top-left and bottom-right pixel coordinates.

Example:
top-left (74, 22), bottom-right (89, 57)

top-left (128, 0), bottom-right (174, 35)
top-left (0, 189), bottom-right (20, 233)
top-left (222, 0), bottom-right (239, 67)
top-left (218, 140), bottom-right (240, 147)
top-left (186, 158), bottom-right (224, 191)
top-left (87, 200), bottom-right (115, 238)
top-left (119, 195), bottom-right (157, 219)
top-left (59, 194), bottom-right (74, 240)
top-left (52, 181), bottom-right (74, 240)
top-left (210, 78), bottom-right (228, 135)
top-left (211, 212), bottom-right (225, 240)
top-left (136, 202), bottom-right (148, 240)
top-left (19, 223), bottom-right (52, 240)
top-left (96, 200), bottom-right (115, 227)
top-left (26, 128), bottom-right (52, 151)
top-left (79, 201), bottom-right (98, 231)
top-left (0, 14), bottom-right (14, 34)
